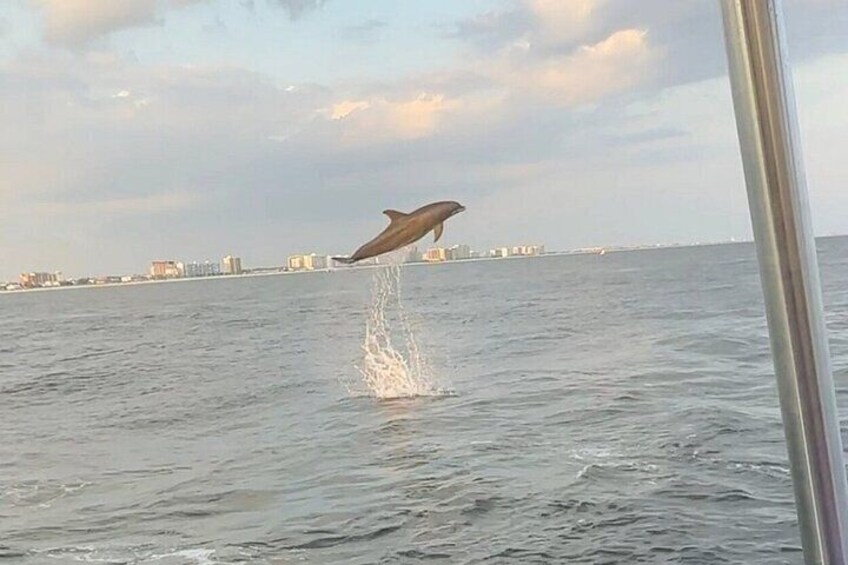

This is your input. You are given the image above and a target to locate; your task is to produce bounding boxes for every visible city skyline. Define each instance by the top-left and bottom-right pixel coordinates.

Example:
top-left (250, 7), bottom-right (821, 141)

top-left (2, 2), bottom-right (848, 280)
top-left (15, 233), bottom-right (815, 289)
top-left (5, 226), bottom-right (845, 283)
top-left (2, 242), bottom-right (554, 289)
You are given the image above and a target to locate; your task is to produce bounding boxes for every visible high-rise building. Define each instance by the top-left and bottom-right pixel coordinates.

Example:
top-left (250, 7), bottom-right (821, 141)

top-left (19, 271), bottom-right (62, 288)
top-left (222, 255), bottom-right (243, 275)
top-left (150, 260), bottom-right (183, 279)
top-left (310, 255), bottom-right (332, 270)
top-left (404, 246), bottom-right (421, 263)
top-left (424, 248), bottom-right (447, 262)
top-left (513, 245), bottom-right (545, 256)
top-left (287, 254), bottom-right (314, 271)
top-left (184, 260), bottom-right (221, 277)
top-left (446, 244), bottom-right (471, 261)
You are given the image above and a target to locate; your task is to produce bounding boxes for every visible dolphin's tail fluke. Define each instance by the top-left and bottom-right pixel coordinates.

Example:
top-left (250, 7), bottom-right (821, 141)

top-left (332, 256), bottom-right (357, 265)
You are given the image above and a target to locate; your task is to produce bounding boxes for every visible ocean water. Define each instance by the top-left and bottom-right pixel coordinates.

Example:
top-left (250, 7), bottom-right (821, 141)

top-left (2, 239), bottom-right (848, 564)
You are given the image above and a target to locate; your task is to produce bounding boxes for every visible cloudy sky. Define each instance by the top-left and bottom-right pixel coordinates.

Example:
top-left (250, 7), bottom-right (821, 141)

top-left (1, 0), bottom-right (847, 279)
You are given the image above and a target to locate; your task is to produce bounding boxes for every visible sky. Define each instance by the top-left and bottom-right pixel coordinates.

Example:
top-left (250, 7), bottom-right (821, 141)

top-left (1, 0), bottom-right (847, 279)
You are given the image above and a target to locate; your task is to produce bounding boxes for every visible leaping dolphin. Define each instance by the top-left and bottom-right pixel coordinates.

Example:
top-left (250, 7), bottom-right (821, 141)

top-left (333, 201), bottom-right (466, 264)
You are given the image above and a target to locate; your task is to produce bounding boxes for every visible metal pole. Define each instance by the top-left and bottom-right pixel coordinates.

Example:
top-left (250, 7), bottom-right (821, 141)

top-left (719, 1), bottom-right (848, 562)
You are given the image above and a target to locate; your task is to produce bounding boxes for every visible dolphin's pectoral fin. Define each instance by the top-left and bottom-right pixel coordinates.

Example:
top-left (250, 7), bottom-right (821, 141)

top-left (433, 222), bottom-right (444, 243)
top-left (383, 209), bottom-right (408, 223)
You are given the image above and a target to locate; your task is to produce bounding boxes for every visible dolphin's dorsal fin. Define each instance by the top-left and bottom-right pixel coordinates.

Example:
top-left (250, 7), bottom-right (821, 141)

top-left (434, 222), bottom-right (444, 243)
top-left (383, 209), bottom-right (407, 223)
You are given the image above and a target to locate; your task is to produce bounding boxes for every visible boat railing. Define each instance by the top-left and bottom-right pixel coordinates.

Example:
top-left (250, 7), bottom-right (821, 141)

top-left (719, 1), bottom-right (848, 562)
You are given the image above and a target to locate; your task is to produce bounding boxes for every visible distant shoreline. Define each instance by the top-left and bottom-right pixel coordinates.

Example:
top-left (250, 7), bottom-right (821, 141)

top-left (0, 269), bottom-right (297, 295)
top-left (4, 252), bottom-right (552, 295)
top-left (4, 236), bottom-right (846, 296)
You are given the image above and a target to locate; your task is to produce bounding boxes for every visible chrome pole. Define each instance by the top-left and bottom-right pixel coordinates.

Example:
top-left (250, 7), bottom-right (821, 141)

top-left (719, 1), bottom-right (848, 562)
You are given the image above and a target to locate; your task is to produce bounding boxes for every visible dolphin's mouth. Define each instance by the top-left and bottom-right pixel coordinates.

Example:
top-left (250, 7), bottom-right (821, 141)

top-left (452, 205), bottom-right (466, 216)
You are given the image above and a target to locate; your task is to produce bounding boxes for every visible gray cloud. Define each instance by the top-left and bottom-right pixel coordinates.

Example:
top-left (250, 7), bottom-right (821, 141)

top-left (268, 0), bottom-right (328, 21)
top-left (448, 7), bottom-right (532, 48)
top-left (0, 40), bottom-right (739, 278)
top-left (29, 0), bottom-right (325, 48)
top-left (0, 51), bottom-right (355, 275)
top-left (451, 0), bottom-right (848, 90)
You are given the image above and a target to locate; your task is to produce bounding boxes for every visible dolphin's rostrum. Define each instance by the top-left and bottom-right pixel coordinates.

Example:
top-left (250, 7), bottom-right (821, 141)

top-left (333, 201), bottom-right (466, 264)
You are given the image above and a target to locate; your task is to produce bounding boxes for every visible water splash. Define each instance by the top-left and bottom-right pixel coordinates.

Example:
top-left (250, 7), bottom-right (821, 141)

top-left (350, 252), bottom-right (451, 399)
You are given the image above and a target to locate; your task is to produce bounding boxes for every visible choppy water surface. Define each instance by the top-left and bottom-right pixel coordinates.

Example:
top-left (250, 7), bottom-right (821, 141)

top-left (3, 239), bottom-right (848, 564)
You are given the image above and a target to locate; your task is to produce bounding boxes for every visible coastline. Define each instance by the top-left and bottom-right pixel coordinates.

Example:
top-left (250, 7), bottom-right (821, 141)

top-left (0, 239), bottom-right (766, 296)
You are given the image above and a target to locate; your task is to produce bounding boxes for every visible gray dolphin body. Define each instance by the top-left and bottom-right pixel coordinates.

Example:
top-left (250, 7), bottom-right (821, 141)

top-left (333, 201), bottom-right (466, 264)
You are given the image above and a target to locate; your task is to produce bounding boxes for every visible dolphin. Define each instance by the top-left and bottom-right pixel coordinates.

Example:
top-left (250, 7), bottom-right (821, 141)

top-left (333, 201), bottom-right (466, 264)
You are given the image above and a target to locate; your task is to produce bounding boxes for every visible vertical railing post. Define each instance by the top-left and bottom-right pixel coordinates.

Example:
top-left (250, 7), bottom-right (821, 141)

top-left (719, 1), bottom-right (848, 562)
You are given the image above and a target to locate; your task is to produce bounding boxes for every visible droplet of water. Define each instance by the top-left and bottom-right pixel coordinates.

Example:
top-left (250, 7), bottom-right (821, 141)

top-left (349, 252), bottom-right (452, 399)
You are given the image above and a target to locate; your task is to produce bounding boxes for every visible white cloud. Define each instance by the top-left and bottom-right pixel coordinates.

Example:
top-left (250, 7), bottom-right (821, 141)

top-left (490, 28), bottom-right (658, 107)
top-left (381, 93), bottom-right (455, 138)
top-left (319, 93), bottom-right (458, 143)
top-left (32, 0), bottom-right (159, 46)
top-left (328, 100), bottom-right (370, 120)
top-left (525, 0), bottom-right (602, 45)
top-left (318, 27), bottom-right (658, 146)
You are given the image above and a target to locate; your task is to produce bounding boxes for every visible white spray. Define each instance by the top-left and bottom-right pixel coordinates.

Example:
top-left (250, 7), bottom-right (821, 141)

top-left (350, 251), bottom-right (451, 399)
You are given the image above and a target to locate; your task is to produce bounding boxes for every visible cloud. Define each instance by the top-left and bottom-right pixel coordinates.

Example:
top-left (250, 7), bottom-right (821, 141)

top-left (0, 47), bottom-right (516, 276)
top-left (451, 0), bottom-right (602, 50)
top-left (322, 92), bottom-right (472, 144)
top-left (30, 0), bottom-right (213, 47)
top-left (341, 18), bottom-right (387, 44)
top-left (489, 28), bottom-right (658, 107)
top-left (0, 52), bottom-right (316, 200)
top-left (269, 0), bottom-right (328, 21)
top-left (30, 0), bottom-right (325, 48)
top-left (525, 0), bottom-right (601, 45)
top-left (450, 7), bottom-right (531, 49)
top-left (32, 0), bottom-right (159, 46)
top-left (317, 27), bottom-right (660, 146)
top-left (328, 100), bottom-right (370, 120)
top-left (453, 0), bottom-right (848, 91)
